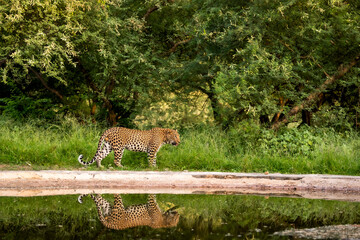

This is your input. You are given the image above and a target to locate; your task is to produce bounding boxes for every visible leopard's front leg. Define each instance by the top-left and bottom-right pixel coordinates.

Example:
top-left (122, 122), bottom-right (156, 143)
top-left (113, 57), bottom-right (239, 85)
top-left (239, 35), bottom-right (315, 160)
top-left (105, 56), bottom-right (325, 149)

top-left (147, 152), bottom-right (157, 167)
top-left (147, 146), bottom-right (160, 167)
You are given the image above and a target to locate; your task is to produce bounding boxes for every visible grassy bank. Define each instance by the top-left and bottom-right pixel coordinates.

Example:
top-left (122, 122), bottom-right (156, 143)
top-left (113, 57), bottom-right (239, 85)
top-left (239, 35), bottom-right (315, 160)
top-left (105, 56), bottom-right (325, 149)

top-left (0, 117), bottom-right (359, 175)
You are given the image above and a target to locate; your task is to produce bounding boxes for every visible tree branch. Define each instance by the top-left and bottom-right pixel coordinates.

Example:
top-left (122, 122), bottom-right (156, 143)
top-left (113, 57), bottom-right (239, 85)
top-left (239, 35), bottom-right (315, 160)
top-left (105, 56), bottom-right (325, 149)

top-left (167, 38), bottom-right (192, 54)
top-left (271, 54), bottom-right (360, 130)
top-left (29, 67), bottom-right (63, 100)
top-left (143, 6), bottom-right (159, 20)
top-left (143, 0), bottom-right (176, 20)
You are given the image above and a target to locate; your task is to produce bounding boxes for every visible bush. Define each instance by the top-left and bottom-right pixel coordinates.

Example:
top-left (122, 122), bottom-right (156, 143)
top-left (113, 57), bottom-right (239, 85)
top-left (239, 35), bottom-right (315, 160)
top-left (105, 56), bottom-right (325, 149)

top-left (0, 96), bottom-right (57, 121)
top-left (258, 126), bottom-right (321, 157)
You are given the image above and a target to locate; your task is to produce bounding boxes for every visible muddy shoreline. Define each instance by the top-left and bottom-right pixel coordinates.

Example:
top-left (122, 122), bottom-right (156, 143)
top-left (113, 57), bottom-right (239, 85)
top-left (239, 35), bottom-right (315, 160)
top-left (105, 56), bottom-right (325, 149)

top-left (1, 170), bottom-right (360, 201)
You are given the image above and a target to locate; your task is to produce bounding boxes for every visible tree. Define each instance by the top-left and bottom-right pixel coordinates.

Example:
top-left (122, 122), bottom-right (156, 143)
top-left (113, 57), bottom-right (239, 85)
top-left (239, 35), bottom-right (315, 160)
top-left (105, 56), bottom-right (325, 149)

top-left (147, 0), bottom-right (360, 128)
top-left (0, 0), bottom-right (162, 125)
top-left (1, 0), bottom-right (360, 130)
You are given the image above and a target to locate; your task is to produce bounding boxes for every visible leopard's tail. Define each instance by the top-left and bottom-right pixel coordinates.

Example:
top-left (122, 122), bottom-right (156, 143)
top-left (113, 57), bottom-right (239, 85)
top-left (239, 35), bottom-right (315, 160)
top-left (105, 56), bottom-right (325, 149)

top-left (79, 194), bottom-right (108, 226)
top-left (78, 133), bottom-right (107, 166)
top-left (78, 194), bottom-right (97, 204)
top-left (77, 154), bottom-right (94, 165)
top-left (78, 194), bottom-right (88, 204)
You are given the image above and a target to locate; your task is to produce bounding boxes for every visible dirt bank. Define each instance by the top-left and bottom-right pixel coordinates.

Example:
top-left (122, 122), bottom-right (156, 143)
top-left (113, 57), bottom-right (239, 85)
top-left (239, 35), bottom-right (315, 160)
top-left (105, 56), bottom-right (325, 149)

top-left (1, 170), bottom-right (360, 201)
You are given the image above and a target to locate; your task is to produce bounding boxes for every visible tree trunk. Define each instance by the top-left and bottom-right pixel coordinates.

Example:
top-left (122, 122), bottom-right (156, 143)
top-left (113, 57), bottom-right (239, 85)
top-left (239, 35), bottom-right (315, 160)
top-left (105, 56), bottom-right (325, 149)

top-left (357, 87), bottom-right (360, 129)
top-left (77, 60), bottom-right (117, 126)
top-left (271, 96), bottom-right (287, 124)
top-left (207, 92), bottom-right (220, 123)
top-left (301, 110), bottom-right (311, 126)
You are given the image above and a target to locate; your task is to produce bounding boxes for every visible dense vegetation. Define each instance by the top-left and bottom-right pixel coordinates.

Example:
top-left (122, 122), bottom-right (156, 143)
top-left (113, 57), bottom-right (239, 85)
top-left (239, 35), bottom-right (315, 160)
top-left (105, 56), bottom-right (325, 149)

top-left (0, 0), bottom-right (359, 173)
top-left (1, 0), bottom-right (360, 129)
top-left (1, 117), bottom-right (359, 175)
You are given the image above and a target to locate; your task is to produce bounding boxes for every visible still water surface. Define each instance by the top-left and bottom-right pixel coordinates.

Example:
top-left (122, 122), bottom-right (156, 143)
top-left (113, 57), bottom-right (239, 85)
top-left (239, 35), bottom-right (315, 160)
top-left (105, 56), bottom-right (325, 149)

top-left (1, 193), bottom-right (360, 239)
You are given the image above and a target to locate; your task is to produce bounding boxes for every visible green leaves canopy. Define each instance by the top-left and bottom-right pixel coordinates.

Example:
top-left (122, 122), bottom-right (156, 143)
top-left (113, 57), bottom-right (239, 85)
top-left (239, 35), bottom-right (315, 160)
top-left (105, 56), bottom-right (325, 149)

top-left (1, 0), bottom-right (359, 129)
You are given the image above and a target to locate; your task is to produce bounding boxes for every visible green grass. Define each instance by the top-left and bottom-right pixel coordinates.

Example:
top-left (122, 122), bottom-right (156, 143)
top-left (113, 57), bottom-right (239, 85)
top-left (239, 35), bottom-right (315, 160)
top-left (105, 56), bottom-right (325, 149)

top-left (0, 116), bottom-right (359, 175)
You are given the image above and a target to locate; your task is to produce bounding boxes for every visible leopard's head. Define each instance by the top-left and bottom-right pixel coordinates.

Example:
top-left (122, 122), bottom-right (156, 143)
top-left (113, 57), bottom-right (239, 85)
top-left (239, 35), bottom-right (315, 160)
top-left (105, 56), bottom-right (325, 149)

top-left (160, 207), bottom-right (180, 228)
top-left (164, 129), bottom-right (180, 146)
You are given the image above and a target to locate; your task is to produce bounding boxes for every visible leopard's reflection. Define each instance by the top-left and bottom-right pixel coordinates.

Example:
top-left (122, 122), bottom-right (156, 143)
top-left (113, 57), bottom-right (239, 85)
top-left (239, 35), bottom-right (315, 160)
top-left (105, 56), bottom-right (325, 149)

top-left (78, 194), bottom-right (180, 230)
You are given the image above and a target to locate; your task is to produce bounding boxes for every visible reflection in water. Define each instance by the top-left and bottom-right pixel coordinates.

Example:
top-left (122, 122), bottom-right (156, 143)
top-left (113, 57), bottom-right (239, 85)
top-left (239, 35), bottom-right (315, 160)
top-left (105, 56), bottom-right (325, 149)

top-left (78, 194), bottom-right (180, 230)
top-left (2, 194), bottom-right (360, 239)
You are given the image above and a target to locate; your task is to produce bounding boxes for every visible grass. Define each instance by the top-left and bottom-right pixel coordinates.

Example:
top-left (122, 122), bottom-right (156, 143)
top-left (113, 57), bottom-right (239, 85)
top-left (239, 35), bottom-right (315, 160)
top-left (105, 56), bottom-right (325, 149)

top-left (0, 116), bottom-right (359, 175)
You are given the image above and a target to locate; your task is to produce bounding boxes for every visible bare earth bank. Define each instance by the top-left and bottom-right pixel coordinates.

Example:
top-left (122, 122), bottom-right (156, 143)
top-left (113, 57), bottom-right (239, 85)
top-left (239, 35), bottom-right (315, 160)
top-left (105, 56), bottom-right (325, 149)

top-left (1, 170), bottom-right (360, 202)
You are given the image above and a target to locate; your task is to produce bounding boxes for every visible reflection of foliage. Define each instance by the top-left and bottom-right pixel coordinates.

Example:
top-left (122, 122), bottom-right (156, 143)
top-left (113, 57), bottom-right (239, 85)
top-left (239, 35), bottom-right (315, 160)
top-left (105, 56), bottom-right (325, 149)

top-left (177, 194), bottom-right (360, 238)
top-left (1, 194), bottom-right (360, 239)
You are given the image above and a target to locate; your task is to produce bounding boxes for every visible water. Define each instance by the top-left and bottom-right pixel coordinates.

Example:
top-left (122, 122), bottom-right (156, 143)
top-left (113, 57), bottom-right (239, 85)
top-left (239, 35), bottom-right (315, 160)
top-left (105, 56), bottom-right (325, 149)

top-left (1, 193), bottom-right (360, 239)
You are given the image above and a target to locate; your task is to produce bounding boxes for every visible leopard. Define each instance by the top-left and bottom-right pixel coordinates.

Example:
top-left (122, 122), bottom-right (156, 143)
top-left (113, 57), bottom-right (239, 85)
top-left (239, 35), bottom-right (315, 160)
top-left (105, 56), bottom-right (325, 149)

top-left (78, 194), bottom-right (180, 230)
top-left (78, 127), bottom-right (180, 168)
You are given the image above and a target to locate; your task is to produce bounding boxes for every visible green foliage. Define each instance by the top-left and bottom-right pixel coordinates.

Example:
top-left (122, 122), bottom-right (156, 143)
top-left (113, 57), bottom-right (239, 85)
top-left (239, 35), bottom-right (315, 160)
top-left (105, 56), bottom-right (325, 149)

top-left (313, 105), bottom-right (357, 132)
top-left (1, 0), bottom-right (359, 128)
top-left (0, 0), bottom-right (80, 83)
top-left (151, 0), bottom-right (360, 127)
top-left (0, 116), bottom-right (101, 167)
top-left (259, 127), bottom-right (321, 156)
top-left (1, 116), bottom-right (359, 175)
top-left (0, 95), bottom-right (56, 120)
top-left (0, 0), bottom-right (165, 125)
top-left (0, 0), bottom-right (360, 173)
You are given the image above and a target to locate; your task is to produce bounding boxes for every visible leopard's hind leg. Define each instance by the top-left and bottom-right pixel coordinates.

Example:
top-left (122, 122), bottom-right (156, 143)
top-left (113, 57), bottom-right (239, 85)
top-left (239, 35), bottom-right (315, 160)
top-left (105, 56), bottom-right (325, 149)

top-left (95, 141), bottom-right (112, 168)
top-left (113, 146), bottom-right (125, 167)
top-left (92, 194), bottom-right (112, 217)
top-left (78, 134), bottom-right (112, 167)
top-left (79, 194), bottom-right (112, 218)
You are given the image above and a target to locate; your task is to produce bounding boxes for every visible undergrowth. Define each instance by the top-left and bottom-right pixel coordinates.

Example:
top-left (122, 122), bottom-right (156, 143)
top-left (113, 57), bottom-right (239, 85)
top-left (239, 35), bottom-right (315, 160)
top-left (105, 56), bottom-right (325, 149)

top-left (0, 116), bottom-right (359, 175)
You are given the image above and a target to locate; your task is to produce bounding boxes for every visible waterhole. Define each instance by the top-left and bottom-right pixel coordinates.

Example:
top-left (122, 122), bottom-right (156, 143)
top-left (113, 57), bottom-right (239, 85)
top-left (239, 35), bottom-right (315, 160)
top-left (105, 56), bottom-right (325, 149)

top-left (1, 193), bottom-right (360, 239)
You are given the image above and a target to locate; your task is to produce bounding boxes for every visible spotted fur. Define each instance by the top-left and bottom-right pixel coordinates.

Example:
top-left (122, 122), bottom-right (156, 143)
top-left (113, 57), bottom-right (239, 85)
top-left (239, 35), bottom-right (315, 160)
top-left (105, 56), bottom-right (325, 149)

top-left (78, 194), bottom-right (180, 230)
top-left (78, 127), bottom-right (180, 168)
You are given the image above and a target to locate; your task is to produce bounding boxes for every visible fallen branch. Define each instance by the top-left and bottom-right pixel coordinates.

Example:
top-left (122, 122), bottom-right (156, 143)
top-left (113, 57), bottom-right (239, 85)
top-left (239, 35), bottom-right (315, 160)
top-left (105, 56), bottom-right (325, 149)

top-left (271, 54), bottom-right (360, 130)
